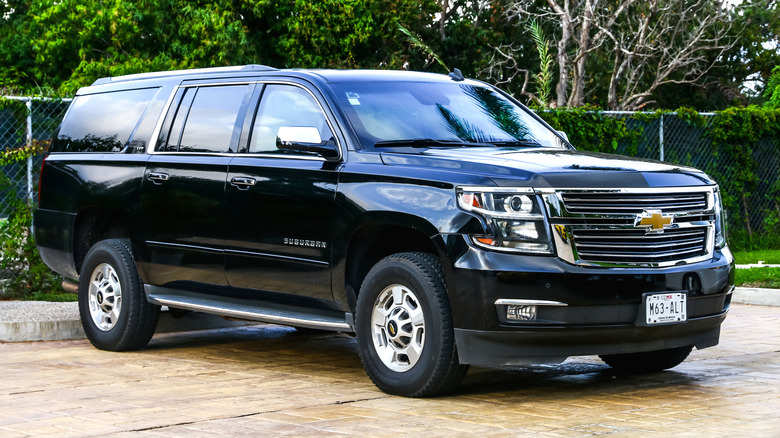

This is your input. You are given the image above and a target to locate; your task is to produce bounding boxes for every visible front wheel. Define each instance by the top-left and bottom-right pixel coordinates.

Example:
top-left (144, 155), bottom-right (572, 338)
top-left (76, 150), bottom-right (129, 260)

top-left (599, 345), bottom-right (693, 373)
top-left (355, 252), bottom-right (468, 397)
top-left (79, 239), bottom-right (159, 351)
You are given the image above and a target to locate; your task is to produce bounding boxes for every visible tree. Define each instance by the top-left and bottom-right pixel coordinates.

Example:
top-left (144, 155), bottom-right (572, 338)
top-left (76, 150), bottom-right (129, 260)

top-left (0, 0), bottom-right (35, 93)
top-left (494, 0), bottom-right (739, 110)
top-left (28, 0), bottom-right (261, 95)
top-left (249, 0), bottom-right (438, 70)
top-left (603, 1), bottom-right (735, 110)
top-left (501, 0), bottom-right (642, 108)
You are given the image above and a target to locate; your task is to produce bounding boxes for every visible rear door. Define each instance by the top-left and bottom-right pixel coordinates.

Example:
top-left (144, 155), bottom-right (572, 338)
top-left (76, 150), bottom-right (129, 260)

top-left (139, 83), bottom-right (253, 287)
top-left (224, 82), bottom-right (341, 305)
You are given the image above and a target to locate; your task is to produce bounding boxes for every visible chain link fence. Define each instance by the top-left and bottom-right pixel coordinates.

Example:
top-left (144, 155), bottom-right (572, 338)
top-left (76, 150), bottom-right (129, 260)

top-left (1, 97), bottom-right (778, 243)
top-left (1, 97), bottom-right (71, 218)
top-left (608, 112), bottom-right (779, 242)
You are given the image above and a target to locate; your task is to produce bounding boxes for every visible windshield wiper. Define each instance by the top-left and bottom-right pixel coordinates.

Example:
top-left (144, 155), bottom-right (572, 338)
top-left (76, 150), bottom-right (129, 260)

top-left (373, 138), bottom-right (494, 148)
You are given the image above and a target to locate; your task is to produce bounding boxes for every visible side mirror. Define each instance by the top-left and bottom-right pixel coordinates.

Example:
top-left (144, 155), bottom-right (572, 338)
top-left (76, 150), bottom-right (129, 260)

top-left (556, 130), bottom-right (569, 142)
top-left (276, 126), bottom-right (339, 160)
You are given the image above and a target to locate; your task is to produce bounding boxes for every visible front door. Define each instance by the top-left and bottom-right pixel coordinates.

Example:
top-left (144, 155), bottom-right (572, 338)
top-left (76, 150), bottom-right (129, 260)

top-left (224, 83), bottom-right (340, 304)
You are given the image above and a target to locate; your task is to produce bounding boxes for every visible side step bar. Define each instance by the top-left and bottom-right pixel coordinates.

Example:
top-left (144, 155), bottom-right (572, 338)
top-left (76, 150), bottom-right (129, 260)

top-left (145, 285), bottom-right (352, 332)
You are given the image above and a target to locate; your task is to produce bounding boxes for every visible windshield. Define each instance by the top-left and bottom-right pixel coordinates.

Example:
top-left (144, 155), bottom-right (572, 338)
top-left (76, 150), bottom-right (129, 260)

top-left (329, 81), bottom-right (566, 150)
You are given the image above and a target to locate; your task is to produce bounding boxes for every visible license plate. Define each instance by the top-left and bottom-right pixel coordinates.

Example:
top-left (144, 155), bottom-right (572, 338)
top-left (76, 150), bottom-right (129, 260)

top-left (645, 292), bottom-right (687, 325)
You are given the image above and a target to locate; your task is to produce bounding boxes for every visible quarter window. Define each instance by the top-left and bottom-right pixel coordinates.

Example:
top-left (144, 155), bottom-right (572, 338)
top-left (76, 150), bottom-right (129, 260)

top-left (250, 85), bottom-right (333, 154)
top-left (54, 88), bottom-right (158, 152)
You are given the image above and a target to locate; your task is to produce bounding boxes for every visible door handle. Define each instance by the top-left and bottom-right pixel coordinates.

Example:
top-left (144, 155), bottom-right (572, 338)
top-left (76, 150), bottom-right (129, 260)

top-left (230, 177), bottom-right (256, 190)
top-left (147, 172), bottom-right (169, 185)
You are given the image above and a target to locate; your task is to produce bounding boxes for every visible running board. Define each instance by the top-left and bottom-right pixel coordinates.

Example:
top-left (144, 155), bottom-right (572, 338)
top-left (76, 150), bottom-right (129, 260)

top-left (145, 285), bottom-right (352, 332)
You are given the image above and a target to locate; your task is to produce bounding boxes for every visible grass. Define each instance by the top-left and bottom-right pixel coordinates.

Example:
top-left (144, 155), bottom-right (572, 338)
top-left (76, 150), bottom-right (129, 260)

top-left (733, 249), bottom-right (780, 264)
top-left (735, 267), bottom-right (780, 289)
top-left (0, 292), bottom-right (77, 302)
top-left (29, 291), bottom-right (78, 302)
top-left (732, 250), bottom-right (780, 288)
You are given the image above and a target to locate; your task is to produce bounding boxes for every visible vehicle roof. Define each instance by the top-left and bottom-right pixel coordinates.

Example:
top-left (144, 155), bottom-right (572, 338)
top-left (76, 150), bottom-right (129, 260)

top-left (90, 64), bottom-right (279, 85)
top-left (86, 65), bottom-right (469, 92)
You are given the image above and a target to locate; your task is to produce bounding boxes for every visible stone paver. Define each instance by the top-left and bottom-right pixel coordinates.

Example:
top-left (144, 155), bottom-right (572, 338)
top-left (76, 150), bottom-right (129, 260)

top-left (0, 303), bottom-right (778, 437)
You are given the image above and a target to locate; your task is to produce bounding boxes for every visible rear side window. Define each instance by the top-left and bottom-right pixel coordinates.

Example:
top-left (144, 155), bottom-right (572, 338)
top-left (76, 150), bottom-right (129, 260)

top-left (53, 88), bottom-right (158, 152)
top-left (166, 85), bottom-right (249, 153)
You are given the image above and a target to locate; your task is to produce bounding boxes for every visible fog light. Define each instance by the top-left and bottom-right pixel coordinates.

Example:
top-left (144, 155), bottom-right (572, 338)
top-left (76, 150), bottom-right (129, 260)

top-left (507, 305), bottom-right (537, 321)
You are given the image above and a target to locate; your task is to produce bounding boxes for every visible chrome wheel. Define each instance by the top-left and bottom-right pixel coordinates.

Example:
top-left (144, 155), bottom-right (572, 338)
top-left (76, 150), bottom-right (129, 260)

top-left (88, 263), bottom-right (122, 331)
top-left (370, 284), bottom-right (425, 372)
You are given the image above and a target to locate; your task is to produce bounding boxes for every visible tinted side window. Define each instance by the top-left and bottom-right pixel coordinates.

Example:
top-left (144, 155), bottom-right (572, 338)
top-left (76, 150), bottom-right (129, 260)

top-left (54, 88), bottom-right (158, 152)
top-left (249, 85), bottom-right (333, 154)
top-left (178, 85), bottom-right (248, 153)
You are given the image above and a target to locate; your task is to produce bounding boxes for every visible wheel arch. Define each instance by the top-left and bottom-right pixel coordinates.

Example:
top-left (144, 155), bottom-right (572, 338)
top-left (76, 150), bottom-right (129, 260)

top-left (338, 216), bottom-right (453, 314)
top-left (73, 206), bottom-right (134, 277)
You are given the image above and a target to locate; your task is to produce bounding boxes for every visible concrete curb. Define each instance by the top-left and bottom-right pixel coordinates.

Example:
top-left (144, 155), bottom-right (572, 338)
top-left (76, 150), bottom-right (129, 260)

top-left (0, 301), bottom-right (255, 343)
top-left (1, 287), bottom-right (777, 343)
top-left (732, 287), bottom-right (780, 307)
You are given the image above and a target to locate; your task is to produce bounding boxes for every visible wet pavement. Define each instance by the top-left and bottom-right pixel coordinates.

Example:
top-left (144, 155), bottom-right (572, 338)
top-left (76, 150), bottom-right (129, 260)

top-left (0, 303), bottom-right (778, 437)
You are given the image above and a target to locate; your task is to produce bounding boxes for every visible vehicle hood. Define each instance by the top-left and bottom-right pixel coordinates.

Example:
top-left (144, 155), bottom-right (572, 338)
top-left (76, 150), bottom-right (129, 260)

top-left (379, 147), bottom-right (715, 188)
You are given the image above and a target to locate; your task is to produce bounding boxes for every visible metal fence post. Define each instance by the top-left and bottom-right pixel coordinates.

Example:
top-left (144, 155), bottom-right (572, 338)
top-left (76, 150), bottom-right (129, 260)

top-left (659, 114), bottom-right (664, 162)
top-left (25, 98), bottom-right (33, 205)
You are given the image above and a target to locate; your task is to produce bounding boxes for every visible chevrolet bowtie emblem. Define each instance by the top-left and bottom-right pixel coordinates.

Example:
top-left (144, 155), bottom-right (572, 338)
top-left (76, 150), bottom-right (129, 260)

top-left (635, 210), bottom-right (673, 232)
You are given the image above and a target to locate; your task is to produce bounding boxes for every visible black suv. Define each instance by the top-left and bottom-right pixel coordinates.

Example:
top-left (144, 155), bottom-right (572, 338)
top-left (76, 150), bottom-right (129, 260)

top-left (35, 65), bottom-right (734, 397)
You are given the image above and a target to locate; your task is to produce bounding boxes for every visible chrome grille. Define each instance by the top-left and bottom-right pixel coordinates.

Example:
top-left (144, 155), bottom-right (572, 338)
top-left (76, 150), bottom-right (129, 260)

top-left (572, 226), bottom-right (708, 264)
top-left (549, 188), bottom-right (716, 267)
top-left (561, 192), bottom-right (708, 214)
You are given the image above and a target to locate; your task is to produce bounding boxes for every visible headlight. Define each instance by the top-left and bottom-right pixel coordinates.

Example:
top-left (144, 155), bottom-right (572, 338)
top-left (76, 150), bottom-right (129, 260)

top-left (714, 188), bottom-right (727, 248)
top-left (457, 188), bottom-right (553, 254)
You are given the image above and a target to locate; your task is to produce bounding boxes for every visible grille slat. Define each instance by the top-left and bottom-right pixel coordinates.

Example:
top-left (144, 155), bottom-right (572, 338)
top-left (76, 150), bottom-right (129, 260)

top-left (570, 226), bottom-right (709, 264)
top-left (575, 237), bottom-right (705, 251)
top-left (573, 230), bottom-right (706, 240)
top-left (558, 190), bottom-right (713, 265)
top-left (576, 248), bottom-right (704, 261)
top-left (562, 192), bottom-right (709, 214)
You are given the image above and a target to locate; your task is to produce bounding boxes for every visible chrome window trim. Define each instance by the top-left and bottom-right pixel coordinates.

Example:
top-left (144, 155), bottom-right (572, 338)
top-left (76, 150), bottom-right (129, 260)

top-left (146, 80), bottom-right (344, 161)
top-left (147, 86), bottom-right (180, 155)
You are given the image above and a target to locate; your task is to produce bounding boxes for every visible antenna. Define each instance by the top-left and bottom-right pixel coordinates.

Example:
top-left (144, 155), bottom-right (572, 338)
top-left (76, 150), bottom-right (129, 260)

top-left (448, 68), bottom-right (465, 82)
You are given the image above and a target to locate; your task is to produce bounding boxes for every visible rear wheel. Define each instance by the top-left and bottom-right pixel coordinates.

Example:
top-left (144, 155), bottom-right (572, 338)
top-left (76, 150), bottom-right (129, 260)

top-left (79, 239), bottom-right (159, 351)
top-left (599, 345), bottom-right (693, 373)
top-left (355, 252), bottom-right (468, 397)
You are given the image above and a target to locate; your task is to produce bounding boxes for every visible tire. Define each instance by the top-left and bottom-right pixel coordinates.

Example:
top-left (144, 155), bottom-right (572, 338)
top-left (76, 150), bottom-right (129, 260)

top-left (599, 345), bottom-right (693, 373)
top-left (355, 252), bottom-right (468, 397)
top-left (78, 238), bottom-right (159, 351)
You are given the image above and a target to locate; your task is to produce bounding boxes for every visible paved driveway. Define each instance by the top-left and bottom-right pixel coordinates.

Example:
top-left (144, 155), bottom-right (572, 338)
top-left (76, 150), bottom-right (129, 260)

top-left (1, 303), bottom-right (778, 437)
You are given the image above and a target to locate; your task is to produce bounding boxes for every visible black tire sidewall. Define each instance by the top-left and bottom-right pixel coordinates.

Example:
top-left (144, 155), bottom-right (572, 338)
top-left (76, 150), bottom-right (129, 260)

top-left (78, 239), bottom-right (146, 351)
top-left (356, 254), bottom-right (450, 396)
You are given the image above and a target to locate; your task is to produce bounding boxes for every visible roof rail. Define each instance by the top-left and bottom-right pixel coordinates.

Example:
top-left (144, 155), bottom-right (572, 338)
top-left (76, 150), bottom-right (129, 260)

top-left (91, 65), bottom-right (278, 86)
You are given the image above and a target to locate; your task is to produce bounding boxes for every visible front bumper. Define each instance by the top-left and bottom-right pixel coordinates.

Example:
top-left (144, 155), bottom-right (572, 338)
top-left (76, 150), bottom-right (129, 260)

top-left (455, 309), bottom-right (727, 366)
top-left (442, 236), bottom-right (734, 366)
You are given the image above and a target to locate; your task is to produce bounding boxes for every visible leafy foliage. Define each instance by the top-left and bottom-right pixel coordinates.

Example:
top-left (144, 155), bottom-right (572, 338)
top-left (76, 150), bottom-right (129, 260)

top-left (708, 106), bottom-right (780, 248)
top-left (537, 107), bottom-right (643, 154)
top-left (766, 66), bottom-right (780, 109)
top-left (528, 19), bottom-right (553, 108)
top-left (0, 146), bottom-right (64, 299)
top-left (398, 22), bottom-right (448, 72)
